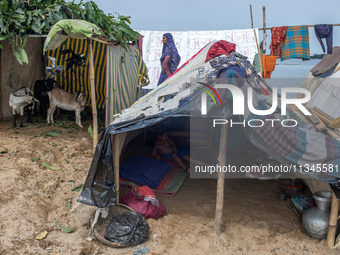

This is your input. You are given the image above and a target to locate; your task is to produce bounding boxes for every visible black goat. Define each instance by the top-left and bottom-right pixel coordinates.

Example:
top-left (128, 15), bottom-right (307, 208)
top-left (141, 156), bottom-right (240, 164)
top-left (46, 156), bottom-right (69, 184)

top-left (33, 78), bottom-right (57, 117)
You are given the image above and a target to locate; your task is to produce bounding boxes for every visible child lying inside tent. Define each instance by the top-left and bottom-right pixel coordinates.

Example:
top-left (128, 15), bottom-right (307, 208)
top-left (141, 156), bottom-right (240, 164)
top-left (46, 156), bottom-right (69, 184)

top-left (152, 129), bottom-right (208, 173)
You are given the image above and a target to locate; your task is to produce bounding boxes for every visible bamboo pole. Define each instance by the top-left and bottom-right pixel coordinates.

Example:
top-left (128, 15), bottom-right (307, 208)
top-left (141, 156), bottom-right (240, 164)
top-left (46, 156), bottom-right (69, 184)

top-left (327, 192), bottom-right (340, 248)
top-left (262, 6), bottom-right (266, 54)
top-left (215, 123), bottom-right (229, 236)
top-left (113, 134), bottom-right (120, 203)
top-left (249, 5), bottom-right (253, 29)
top-left (88, 39), bottom-right (98, 153)
top-left (250, 4), bottom-right (263, 77)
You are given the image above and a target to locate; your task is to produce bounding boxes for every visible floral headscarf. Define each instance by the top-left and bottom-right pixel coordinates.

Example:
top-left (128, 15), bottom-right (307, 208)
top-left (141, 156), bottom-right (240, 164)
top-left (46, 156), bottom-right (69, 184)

top-left (161, 33), bottom-right (181, 73)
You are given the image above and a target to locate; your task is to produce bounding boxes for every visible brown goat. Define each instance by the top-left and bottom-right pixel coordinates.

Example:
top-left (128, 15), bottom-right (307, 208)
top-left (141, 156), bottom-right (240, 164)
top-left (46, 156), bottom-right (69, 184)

top-left (47, 88), bottom-right (87, 127)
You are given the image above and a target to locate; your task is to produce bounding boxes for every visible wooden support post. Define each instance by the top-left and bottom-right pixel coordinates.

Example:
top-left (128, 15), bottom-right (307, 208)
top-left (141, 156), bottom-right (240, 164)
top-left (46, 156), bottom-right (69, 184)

top-left (262, 6), bottom-right (267, 54)
top-left (56, 70), bottom-right (60, 115)
top-left (250, 4), bottom-right (263, 77)
top-left (327, 192), bottom-right (340, 248)
top-left (215, 123), bottom-right (229, 236)
top-left (113, 134), bottom-right (120, 204)
top-left (88, 39), bottom-right (98, 153)
top-left (249, 4), bottom-right (253, 29)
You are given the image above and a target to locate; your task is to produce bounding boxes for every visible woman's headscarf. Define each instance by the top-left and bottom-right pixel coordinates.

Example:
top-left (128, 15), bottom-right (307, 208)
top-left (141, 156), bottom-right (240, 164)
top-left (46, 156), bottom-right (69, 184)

top-left (161, 33), bottom-right (180, 74)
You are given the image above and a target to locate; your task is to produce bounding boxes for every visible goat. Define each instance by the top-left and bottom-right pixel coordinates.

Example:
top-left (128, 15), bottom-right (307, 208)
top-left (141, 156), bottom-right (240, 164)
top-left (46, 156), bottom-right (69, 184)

top-left (47, 88), bottom-right (87, 127)
top-left (34, 78), bottom-right (57, 117)
top-left (9, 87), bottom-right (40, 128)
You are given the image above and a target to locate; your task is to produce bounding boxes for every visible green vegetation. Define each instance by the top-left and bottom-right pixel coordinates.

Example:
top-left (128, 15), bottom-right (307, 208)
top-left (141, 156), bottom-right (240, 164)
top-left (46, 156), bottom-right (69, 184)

top-left (0, 0), bottom-right (139, 64)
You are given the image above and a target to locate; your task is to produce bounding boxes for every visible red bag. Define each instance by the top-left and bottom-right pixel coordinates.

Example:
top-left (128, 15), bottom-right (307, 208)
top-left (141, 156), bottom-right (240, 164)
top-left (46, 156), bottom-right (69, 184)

top-left (121, 186), bottom-right (166, 219)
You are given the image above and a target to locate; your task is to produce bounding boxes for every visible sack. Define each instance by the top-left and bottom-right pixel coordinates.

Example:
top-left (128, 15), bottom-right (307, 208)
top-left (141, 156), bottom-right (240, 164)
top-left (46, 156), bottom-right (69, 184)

top-left (104, 211), bottom-right (149, 245)
top-left (121, 188), bottom-right (166, 219)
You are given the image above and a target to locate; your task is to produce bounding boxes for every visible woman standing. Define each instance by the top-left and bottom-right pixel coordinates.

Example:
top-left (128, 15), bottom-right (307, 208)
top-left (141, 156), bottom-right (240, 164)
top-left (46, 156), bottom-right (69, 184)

top-left (157, 33), bottom-right (181, 85)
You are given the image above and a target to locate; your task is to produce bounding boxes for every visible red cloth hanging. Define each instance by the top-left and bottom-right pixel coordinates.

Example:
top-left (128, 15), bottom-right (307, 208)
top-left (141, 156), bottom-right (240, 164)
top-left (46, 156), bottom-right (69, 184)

top-left (269, 26), bottom-right (288, 57)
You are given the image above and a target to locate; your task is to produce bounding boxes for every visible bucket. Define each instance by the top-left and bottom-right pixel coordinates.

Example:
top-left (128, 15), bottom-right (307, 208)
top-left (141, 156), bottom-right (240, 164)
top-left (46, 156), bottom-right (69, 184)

top-left (313, 191), bottom-right (332, 211)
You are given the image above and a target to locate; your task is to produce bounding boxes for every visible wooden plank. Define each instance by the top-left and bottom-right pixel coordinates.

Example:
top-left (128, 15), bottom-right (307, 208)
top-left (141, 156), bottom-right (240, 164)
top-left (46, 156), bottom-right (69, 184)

top-left (324, 128), bottom-right (340, 139)
top-left (305, 107), bottom-right (320, 125)
top-left (327, 193), bottom-right (340, 248)
top-left (88, 39), bottom-right (98, 153)
top-left (306, 107), bottom-right (327, 131)
top-left (113, 134), bottom-right (120, 203)
top-left (215, 123), bottom-right (228, 236)
top-left (312, 110), bottom-right (332, 125)
top-left (313, 106), bottom-right (334, 121)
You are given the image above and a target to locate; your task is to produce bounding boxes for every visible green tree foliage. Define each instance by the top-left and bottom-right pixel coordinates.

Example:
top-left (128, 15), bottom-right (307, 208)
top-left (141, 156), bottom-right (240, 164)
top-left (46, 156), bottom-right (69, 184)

top-left (0, 0), bottom-right (140, 64)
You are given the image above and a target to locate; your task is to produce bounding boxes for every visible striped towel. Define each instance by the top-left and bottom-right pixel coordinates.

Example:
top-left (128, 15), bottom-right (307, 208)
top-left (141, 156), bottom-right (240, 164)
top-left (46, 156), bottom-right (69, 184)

top-left (281, 26), bottom-right (310, 61)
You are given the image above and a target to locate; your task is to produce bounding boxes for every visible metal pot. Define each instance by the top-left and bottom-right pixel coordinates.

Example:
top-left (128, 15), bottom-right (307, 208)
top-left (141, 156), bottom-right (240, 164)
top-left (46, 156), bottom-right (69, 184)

top-left (302, 191), bottom-right (332, 239)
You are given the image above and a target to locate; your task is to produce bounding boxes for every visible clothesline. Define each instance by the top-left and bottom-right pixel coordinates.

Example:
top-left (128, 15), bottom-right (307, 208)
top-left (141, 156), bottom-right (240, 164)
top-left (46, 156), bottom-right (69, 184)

top-left (259, 24), bottom-right (340, 30)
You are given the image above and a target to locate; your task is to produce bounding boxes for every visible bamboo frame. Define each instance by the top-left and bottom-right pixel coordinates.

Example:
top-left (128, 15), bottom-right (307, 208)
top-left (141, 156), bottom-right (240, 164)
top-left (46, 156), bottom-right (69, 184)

top-left (250, 4), bottom-right (263, 77)
top-left (113, 134), bottom-right (120, 203)
top-left (327, 192), bottom-right (340, 248)
top-left (262, 6), bottom-right (266, 54)
top-left (88, 39), bottom-right (98, 153)
top-left (215, 123), bottom-right (229, 235)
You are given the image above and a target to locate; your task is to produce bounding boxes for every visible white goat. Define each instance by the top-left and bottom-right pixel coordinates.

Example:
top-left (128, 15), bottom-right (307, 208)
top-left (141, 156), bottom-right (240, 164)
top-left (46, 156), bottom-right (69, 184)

top-left (47, 88), bottom-right (87, 127)
top-left (9, 87), bottom-right (39, 127)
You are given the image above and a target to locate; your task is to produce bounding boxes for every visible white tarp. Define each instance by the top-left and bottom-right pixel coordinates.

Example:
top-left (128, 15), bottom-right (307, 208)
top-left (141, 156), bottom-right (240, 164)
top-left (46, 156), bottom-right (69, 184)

top-left (138, 29), bottom-right (259, 89)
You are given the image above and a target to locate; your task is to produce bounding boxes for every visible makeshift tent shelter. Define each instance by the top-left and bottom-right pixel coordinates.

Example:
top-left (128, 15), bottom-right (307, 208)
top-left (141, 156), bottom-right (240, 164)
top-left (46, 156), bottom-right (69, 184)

top-left (44, 19), bottom-right (149, 151)
top-left (77, 40), bottom-right (340, 240)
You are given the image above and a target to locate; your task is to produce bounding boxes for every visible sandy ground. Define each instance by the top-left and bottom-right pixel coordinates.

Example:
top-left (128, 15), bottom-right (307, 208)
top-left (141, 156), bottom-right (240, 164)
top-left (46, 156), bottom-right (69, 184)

top-left (0, 116), bottom-right (339, 255)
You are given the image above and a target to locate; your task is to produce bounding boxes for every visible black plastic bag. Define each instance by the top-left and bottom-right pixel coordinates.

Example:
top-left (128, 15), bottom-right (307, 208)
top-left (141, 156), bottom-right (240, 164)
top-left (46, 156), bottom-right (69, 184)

top-left (104, 211), bottom-right (149, 245)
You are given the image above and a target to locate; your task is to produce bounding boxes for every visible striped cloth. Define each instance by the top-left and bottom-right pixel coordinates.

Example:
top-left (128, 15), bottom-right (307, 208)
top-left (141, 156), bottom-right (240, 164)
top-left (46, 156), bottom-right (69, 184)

top-left (47, 38), bottom-right (106, 109)
top-left (281, 26), bottom-right (310, 61)
top-left (106, 45), bottom-right (149, 126)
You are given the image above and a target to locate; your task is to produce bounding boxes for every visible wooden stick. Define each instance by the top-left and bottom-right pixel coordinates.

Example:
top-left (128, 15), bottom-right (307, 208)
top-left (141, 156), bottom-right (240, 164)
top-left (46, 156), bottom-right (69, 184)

top-left (324, 128), bottom-right (340, 139)
top-left (313, 106), bottom-right (334, 121)
top-left (113, 134), bottom-right (120, 204)
top-left (287, 198), bottom-right (302, 221)
top-left (88, 39), bottom-right (98, 153)
top-left (250, 4), bottom-right (263, 77)
top-left (215, 123), bottom-right (228, 236)
top-left (312, 111), bottom-right (332, 126)
top-left (327, 192), bottom-right (340, 248)
top-left (249, 5), bottom-right (253, 29)
top-left (262, 6), bottom-right (266, 54)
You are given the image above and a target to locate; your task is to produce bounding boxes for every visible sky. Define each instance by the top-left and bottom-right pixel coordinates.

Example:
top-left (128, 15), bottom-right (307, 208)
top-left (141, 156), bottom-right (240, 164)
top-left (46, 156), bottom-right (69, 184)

top-left (88, 0), bottom-right (340, 55)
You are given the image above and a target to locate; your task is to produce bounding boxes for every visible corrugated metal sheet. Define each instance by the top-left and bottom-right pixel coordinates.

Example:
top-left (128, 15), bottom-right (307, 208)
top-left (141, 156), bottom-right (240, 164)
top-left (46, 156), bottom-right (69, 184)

top-left (307, 70), bottom-right (340, 118)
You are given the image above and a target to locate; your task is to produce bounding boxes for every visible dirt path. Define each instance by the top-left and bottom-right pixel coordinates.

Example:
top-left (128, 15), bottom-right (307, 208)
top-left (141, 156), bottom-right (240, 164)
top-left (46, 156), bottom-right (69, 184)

top-left (0, 119), bottom-right (338, 255)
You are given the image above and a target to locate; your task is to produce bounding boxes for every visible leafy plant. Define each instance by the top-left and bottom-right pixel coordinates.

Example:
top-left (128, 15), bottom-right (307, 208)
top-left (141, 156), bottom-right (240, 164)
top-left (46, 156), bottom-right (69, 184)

top-left (88, 125), bottom-right (93, 138)
top-left (55, 221), bottom-right (73, 233)
top-left (42, 162), bottom-right (59, 171)
top-left (31, 157), bottom-right (40, 162)
top-left (72, 184), bottom-right (84, 192)
top-left (47, 130), bottom-right (60, 137)
top-left (0, 0), bottom-right (139, 64)
top-left (0, 148), bottom-right (9, 154)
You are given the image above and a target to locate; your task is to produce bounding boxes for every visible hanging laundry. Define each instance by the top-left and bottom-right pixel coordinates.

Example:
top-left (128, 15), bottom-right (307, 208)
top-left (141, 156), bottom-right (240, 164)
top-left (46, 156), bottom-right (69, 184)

top-left (205, 40), bottom-right (236, 62)
top-left (314, 24), bottom-right (333, 54)
top-left (252, 50), bottom-right (263, 73)
top-left (269, 26), bottom-right (288, 57)
top-left (262, 54), bottom-right (277, 79)
top-left (281, 26), bottom-right (310, 61)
